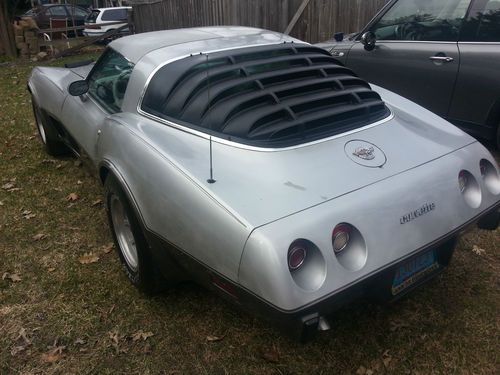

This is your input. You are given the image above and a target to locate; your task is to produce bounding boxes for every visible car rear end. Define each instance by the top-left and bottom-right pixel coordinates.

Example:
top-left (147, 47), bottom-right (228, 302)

top-left (237, 141), bottom-right (499, 340)
top-left (83, 7), bottom-right (130, 37)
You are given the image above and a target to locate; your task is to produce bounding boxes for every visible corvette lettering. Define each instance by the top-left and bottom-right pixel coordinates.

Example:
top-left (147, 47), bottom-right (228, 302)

top-left (400, 202), bottom-right (436, 225)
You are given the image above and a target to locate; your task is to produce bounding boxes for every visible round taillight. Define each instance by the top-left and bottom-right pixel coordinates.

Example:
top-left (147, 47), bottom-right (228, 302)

top-left (458, 170), bottom-right (482, 208)
top-left (288, 245), bottom-right (306, 271)
top-left (480, 159), bottom-right (500, 195)
top-left (332, 223), bottom-right (351, 253)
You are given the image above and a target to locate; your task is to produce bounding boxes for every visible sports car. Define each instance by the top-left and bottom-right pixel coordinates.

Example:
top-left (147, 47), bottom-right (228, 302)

top-left (27, 27), bottom-right (500, 341)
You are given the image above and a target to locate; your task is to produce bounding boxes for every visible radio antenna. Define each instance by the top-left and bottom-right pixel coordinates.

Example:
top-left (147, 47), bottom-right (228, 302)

top-left (205, 53), bottom-right (216, 184)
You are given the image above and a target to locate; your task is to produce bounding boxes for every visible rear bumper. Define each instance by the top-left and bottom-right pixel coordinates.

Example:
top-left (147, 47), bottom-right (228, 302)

top-left (237, 235), bottom-right (457, 341)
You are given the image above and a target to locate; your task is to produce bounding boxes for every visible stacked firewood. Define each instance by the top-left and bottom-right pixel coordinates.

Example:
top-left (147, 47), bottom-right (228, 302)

top-left (13, 18), bottom-right (39, 58)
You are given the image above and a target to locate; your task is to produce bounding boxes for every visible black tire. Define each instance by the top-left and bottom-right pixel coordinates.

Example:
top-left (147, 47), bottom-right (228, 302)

top-left (31, 96), bottom-right (69, 156)
top-left (104, 175), bottom-right (165, 294)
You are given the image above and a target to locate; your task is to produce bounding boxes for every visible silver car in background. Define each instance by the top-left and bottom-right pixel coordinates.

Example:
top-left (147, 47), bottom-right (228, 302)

top-left (28, 27), bottom-right (500, 341)
top-left (316, 0), bottom-right (500, 148)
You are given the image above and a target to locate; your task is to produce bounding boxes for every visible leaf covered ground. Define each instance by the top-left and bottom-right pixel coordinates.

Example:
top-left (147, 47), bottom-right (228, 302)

top-left (0, 53), bottom-right (499, 374)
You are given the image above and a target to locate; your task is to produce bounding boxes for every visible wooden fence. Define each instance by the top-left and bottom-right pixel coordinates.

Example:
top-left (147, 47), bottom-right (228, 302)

top-left (130, 0), bottom-right (389, 43)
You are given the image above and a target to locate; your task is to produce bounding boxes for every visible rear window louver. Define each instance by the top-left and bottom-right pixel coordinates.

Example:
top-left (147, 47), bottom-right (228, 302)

top-left (141, 44), bottom-right (390, 147)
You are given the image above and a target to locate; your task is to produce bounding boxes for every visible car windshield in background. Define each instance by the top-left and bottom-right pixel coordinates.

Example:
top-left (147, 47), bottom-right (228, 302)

top-left (86, 10), bottom-right (100, 22)
top-left (102, 9), bottom-right (128, 21)
top-left (372, 0), bottom-right (470, 41)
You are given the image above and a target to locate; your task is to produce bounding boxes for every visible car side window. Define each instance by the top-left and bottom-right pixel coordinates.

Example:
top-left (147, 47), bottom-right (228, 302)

top-left (371, 0), bottom-right (471, 41)
top-left (47, 6), bottom-right (68, 17)
top-left (87, 49), bottom-right (134, 113)
top-left (71, 7), bottom-right (89, 18)
top-left (461, 0), bottom-right (500, 42)
top-left (102, 9), bottom-right (128, 21)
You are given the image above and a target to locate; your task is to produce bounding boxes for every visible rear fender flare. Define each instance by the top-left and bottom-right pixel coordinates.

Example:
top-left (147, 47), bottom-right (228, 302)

top-left (98, 160), bottom-right (146, 228)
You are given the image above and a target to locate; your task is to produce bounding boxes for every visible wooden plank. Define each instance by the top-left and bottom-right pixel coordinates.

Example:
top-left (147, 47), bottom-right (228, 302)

top-left (284, 0), bottom-right (311, 35)
top-left (53, 24), bottom-right (129, 59)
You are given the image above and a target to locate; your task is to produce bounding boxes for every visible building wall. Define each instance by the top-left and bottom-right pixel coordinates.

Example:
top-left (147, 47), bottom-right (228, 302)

top-left (130, 0), bottom-right (389, 43)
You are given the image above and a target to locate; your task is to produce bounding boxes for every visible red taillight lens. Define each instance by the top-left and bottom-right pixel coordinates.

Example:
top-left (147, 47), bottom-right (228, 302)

top-left (332, 223), bottom-right (351, 253)
top-left (288, 244), bottom-right (306, 271)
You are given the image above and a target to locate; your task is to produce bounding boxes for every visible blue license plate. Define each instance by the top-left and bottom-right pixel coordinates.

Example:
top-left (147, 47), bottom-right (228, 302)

top-left (392, 250), bottom-right (439, 295)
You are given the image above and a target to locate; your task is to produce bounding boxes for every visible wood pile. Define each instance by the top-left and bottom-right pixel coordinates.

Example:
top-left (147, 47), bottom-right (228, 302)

top-left (13, 18), bottom-right (40, 58)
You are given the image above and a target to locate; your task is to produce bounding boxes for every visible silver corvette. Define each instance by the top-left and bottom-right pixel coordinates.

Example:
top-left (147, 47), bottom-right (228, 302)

top-left (28, 27), bottom-right (499, 340)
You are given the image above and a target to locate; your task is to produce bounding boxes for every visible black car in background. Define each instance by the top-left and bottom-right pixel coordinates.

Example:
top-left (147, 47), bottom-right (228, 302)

top-left (24, 4), bottom-right (90, 34)
top-left (317, 0), bottom-right (500, 148)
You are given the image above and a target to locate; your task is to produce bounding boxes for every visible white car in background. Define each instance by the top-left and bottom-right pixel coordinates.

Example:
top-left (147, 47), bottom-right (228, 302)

top-left (83, 6), bottom-right (131, 38)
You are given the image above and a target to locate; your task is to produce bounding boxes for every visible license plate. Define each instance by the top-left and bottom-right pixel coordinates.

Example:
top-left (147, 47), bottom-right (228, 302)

top-left (392, 250), bottom-right (439, 295)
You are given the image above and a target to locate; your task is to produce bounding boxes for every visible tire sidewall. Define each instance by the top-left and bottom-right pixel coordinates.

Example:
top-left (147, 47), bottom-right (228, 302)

top-left (30, 95), bottom-right (68, 156)
top-left (104, 175), bottom-right (158, 292)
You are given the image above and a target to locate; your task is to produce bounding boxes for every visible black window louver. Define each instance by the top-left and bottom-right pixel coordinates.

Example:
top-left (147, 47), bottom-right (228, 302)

top-left (141, 44), bottom-right (390, 147)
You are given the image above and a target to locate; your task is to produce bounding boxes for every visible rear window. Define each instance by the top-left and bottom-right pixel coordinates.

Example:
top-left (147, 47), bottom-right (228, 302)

top-left (101, 9), bottom-right (128, 21)
top-left (141, 45), bottom-right (390, 148)
top-left (86, 10), bottom-right (100, 22)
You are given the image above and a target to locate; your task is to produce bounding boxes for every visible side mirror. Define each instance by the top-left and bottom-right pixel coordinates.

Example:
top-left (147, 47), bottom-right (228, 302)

top-left (360, 31), bottom-right (376, 51)
top-left (68, 80), bottom-right (89, 97)
top-left (333, 32), bottom-right (344, 42)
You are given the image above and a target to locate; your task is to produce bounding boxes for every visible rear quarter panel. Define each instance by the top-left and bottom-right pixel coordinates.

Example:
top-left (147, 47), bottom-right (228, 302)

top-left (97, 115), bottom-right (252, 282)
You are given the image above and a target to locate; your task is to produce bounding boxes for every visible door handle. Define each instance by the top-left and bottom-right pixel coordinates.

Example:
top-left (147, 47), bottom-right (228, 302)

top-left (429, 56), bottom-right (454, 63)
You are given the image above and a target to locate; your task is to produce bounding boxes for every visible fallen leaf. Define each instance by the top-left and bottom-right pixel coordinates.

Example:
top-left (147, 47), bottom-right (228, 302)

top-left (74, 338), bottom-right (86, 345)
top-left (143, 343), bottom-right (152, 354)
top-left (91, 199), bottom-right (102, 207)
top-left (262, 346), bottom-right (280, 363)
top-left (390, 320), bottom-right (409, 332)
top-left (131, 330), bottom-right (154, 342)
top-left (32, 233), bottom-right (47, 241)
top-left (10, 345), bottom-right (26, 356)
top-left (21, 210), bottom-right (36, 220)
top-left (382, 350), bottom-right (392, 368)
top-left (356, 366), bottom-right (367, 375)
top-left (41, 346), bottom-right (65, 363)
top-left (66, 193), bottom-right (79, 202)
top-left (366, 370), bottom-right (374, 375)
top-left (47, 267), bottom-right (56, 273)
top-left (206, 334), bottom-right (225, 342)
top-left (102, 243), bottom-right (114, 254)
top-left (2, 272), bottom-right (21, 282)
top-left (0, 201), bottom-right (4, 206)
top-left (55, 164), bottom-right (63, 169)
top-left (472, 245), bottom-right (485, 256)
top-left (18, 328), bottom-right (31, 345)
top-left (2, 182), bottom-right (15, 190)
top-left (78, 253), bottom-right (99, 264)
top-left (108, 331), bottom-right (120, 345)
top-left (77, 180), bottom-right (83, 185)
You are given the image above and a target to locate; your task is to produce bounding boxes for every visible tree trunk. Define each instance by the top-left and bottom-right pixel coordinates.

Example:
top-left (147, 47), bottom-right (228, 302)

top-left (0, 1), bottom-right (17, 58)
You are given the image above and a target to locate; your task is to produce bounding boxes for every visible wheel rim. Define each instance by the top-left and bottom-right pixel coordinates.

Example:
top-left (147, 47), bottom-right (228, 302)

top-left (110, 195), bottom-right (139, 271)
top-left (33, 105), bottom-right (47, 144)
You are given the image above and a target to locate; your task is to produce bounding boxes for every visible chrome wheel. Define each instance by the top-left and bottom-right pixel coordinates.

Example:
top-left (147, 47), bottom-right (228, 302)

top-left (33, 105), bottom-right (47, 144)
top-left (110, 194), bottom-right (138, 271)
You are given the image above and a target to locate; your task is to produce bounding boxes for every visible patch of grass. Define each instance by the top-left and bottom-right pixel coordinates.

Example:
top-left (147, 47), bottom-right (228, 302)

top-left (0, 53), bottom-right (499, 374)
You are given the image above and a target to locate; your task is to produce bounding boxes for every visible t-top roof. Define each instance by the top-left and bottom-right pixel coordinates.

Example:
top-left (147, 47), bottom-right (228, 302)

top-left (110, 26), bottom-right (295, 63)
top-left (141, 43), bottom-right (390, 148)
